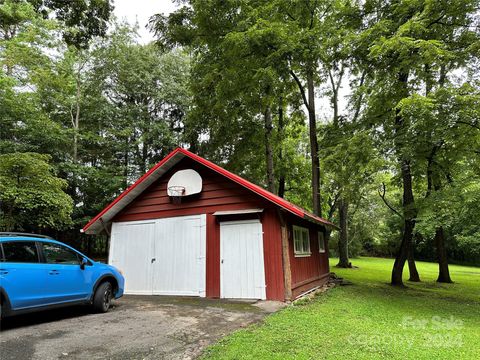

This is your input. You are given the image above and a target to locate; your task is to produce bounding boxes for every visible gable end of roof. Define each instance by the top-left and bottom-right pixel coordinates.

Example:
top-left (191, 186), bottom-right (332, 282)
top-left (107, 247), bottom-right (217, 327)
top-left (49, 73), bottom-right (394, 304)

top-left (82, 148), bottom-right (338, 234)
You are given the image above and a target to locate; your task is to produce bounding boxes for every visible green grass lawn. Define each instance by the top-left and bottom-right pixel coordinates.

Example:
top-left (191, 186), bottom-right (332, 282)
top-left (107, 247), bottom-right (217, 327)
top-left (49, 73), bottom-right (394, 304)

top-left (203, 257), bottom-right (480, 359)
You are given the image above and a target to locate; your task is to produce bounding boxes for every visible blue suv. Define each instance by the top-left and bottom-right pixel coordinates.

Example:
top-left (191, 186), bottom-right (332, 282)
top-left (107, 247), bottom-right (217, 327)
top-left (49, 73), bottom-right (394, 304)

top-left (0, 233), bottom-right (124, 319)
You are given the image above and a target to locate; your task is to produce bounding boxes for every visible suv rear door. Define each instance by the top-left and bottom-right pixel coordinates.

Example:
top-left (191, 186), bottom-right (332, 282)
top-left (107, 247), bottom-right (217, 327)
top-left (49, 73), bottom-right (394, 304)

top-left (0, 240), bottom-right (48, 309)
top-left (39, 242), bottom-right (91, 303)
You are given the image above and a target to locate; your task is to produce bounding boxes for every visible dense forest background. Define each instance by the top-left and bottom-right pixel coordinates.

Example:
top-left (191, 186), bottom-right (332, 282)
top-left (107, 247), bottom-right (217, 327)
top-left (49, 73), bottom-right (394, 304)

top-left (1, 1), bottom-right (479, 283)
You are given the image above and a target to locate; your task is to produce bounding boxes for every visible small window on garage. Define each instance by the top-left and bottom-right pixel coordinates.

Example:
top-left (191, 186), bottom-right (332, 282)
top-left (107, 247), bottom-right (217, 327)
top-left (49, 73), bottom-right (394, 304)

top-left (2, 241), bottom-right (40, 263)
top-left (293, 225), bottom-right (311, 257)
top-left (318, 231), bottom-right (326, 253)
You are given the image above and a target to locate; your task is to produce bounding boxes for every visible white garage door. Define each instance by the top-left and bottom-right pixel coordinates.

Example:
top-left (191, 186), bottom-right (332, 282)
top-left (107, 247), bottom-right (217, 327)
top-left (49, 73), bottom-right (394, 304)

top-left (110, 215), bottom-right (206, 296)
top-left (220, 220), bottom-right (266, 300)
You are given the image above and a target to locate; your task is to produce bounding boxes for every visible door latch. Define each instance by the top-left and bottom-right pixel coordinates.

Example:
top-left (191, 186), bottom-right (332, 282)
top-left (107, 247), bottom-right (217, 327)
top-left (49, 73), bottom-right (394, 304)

top-left (151, 258), bottom-right (156, 263)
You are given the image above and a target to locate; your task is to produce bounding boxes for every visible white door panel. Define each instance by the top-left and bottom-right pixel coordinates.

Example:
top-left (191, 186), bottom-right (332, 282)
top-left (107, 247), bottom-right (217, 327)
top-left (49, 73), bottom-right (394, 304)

top-left (152, 215), bottom-right (206, 296)
top-left (220, 220), bottom-right (266, 300)
top-left (109, 215), bottom-right (206, 296)
top-left (110, 221), bottom-right (155, 295)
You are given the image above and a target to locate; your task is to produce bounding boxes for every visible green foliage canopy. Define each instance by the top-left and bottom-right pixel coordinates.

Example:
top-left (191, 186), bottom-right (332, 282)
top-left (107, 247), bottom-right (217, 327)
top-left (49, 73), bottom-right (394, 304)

top-left (0, 152), bottom-right (73, 231)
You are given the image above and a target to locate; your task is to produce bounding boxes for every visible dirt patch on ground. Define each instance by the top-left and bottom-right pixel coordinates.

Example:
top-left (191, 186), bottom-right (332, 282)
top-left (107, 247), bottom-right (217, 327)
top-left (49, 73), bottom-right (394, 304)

top-left (0, 296), bottom-right (279, 360)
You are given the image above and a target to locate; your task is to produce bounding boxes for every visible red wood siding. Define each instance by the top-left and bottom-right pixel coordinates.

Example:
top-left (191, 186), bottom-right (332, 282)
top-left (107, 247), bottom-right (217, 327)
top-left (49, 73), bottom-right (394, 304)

top-left (261, 209), bottom-right (284, 301)
top-left (287, 216), bottom-right (330, 298)
top-left (114, 158), bottom-right (268, 223)
top-left (206, 213), bottom-right (220, 297)
top-left (111, 158), bottom-right (285, 300)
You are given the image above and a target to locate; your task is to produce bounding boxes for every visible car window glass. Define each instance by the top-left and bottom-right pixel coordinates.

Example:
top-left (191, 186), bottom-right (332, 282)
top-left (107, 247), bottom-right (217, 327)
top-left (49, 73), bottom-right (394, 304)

top-left (2, 241), bottom-right (39, 263)
top-left (42, 243), bottom-right (80, 265)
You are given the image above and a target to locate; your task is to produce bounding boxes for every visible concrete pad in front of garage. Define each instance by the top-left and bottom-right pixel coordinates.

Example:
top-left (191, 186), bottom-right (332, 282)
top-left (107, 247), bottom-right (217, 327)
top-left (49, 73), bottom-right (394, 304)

top-left (0, 295), bottom-right (284, 360)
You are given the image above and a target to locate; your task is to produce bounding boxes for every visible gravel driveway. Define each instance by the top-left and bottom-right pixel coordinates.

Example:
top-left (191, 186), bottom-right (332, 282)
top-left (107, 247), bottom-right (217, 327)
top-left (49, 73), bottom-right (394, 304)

top-left (0, 296), bottom-right (283, 360)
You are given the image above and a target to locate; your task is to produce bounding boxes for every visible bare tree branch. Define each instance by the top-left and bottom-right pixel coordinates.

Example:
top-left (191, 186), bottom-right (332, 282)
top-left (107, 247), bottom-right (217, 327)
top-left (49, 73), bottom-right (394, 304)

top-left (289, 69), bottom-right (309, 111)
top-left (378, 182), bottom-right (403, 218)
top-left (352, 70), bottom-right (367, 123)
top-left (327, 191), bottom-right (340, 221)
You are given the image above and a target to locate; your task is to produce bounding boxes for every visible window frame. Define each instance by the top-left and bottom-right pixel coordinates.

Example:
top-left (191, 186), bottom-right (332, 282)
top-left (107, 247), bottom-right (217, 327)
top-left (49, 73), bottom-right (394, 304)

top-left (0, 243), bottom-right (5, 261)
top-left (1, 241), bottom-right (41, 263)
top-left (318, 231), bottom-right (326, 253)
top-left (293, 225), bottom-right (311, 257)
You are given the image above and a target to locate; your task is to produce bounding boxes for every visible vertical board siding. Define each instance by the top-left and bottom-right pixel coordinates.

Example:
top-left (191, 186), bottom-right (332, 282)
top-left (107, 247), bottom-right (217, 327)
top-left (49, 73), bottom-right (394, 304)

top-left (220, 220), bottom-right (266, 299)
top-left (151, 215), bottom-right (206, 296)
top-left (262, 209), bottom-right (285, 301)
top-left (288, 216), bottom-right (330, 298)
top-left (206, 213), bottom-right (220, 298)
top-left (111, 216), bottom-right (206, 296)
top-left (110, 221), bottom-right (156, 294)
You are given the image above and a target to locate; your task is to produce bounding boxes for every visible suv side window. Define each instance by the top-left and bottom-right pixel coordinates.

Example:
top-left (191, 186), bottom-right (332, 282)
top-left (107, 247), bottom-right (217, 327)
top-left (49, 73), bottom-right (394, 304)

top-left (41, 243), bottom-right (80, 265)
top-left (2, 241), bottom-right (40, 263)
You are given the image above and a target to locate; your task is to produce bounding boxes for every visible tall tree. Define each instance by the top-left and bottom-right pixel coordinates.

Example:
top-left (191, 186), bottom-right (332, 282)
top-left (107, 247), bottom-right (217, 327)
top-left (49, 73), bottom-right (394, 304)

top-left (358, 0), bottom-right (479, 285)
top-left (150, 0), bottom-right (305, 195)
top-left (1, 14), bottom-right (192, 250)
top-left (151, 0), bottom-right (351, 216)
top-left (320, 1), bottom-right (363, 266)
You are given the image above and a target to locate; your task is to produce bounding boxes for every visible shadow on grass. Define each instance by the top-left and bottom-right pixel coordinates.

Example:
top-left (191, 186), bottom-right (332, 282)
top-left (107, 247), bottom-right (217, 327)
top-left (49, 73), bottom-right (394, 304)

top-left (332, 278), bottom-right (479, 312)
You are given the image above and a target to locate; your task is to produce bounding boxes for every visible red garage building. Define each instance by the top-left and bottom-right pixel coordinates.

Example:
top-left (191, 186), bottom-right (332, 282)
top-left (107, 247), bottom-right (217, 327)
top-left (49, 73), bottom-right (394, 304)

top-left (82, 148), bottom-right (337, 301)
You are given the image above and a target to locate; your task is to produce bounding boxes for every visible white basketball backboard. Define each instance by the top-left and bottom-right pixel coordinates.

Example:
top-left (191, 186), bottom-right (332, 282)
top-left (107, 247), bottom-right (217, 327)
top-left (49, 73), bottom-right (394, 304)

top-left (167, 169), bottom-right (203, 196)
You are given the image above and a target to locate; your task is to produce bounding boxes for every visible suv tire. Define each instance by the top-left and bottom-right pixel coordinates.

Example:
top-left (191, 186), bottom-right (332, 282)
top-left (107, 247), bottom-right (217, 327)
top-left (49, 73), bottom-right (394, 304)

top-left (93, 281), bottom-right (113, 313)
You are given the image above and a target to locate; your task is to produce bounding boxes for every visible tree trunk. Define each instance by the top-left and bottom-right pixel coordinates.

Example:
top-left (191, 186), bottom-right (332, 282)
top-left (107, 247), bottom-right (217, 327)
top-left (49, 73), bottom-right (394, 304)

top-left (277, 99), bottom-right (285, 198)
top-left (435, 227), bottom-right (452, 283)
top-left (72, 75), bottom-right (81, 164)
top-left (69, 75), bottom-right (81, 204)
top-left (307, 66), bottom-right (321, 217)
top-left (391, 72), bottom-right (418, 286)
top-left (73, 130), bottom-right (78, 164)
top-left (427, 153), bottom-right (452, 283)
top-left (289, 66), bottom-right (321, 215)
top-left (407, 238), bottom-right (420, 282)
top-left (264, 105), bottom-right (275, 193)
top-left (391, 159), bottom-right (416, 286)
top-left (432, 72), bottom-right (451, 282)
top-left (123, 137), bottom-right (129, 187)
top-left (141, 138), bottom-right (148, 174)
top-left (327, 67), bottom-right (343, 126)
top-left (337, 198), bottom-right (350, 268)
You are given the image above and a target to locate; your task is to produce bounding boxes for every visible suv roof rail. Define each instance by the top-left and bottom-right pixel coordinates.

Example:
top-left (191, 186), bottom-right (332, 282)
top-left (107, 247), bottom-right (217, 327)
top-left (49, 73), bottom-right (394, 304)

top-left (0, 232), bottom-right (53, 239)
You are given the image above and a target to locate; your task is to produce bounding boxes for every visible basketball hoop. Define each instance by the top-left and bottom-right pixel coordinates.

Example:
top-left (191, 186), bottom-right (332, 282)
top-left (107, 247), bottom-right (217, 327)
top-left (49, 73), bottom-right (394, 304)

top-left (168, 186), bottom-right (185, 204)
top-left (166, 169), bottom-right (203, 204)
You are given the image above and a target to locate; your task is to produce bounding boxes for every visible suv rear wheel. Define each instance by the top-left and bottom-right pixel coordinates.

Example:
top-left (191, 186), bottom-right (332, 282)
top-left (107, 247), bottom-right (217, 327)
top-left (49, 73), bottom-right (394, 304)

top-left (92, 282), bottom-right (113, 313)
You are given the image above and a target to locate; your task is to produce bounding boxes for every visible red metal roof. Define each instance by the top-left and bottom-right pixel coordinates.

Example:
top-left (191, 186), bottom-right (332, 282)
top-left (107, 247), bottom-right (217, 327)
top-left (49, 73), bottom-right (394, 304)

top-left (82, 148), bottom-right (337, 234)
